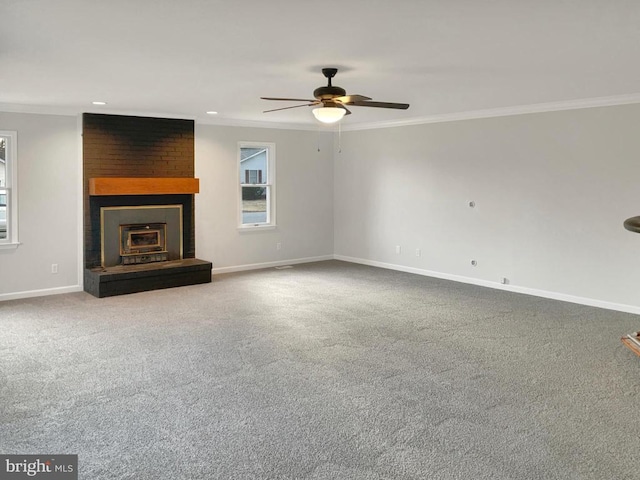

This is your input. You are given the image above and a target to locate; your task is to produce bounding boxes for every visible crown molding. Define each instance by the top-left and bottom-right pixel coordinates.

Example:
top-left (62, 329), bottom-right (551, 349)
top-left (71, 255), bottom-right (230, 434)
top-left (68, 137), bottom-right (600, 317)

top-left (0, 103), bottom-right (81, 116)
top-left (3, 92), bottom-right (640, 131)
top-left (340, 93), bottom-right (640, 131)
top-left (0, 103), bottom-right (199, 121)
top-left (0, 103), bottom-right (324, 131)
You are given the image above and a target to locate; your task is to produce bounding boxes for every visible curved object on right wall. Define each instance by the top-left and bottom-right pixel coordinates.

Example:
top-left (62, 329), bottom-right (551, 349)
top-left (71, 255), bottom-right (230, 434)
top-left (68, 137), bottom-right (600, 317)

top-left (621, 216), bottom-right (640, 359)
top-left (623, 216), bottom-right (640, 233)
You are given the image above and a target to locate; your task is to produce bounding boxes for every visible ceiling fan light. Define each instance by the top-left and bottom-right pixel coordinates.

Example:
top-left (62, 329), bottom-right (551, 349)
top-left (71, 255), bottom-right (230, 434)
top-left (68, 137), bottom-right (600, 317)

top-left (312, 107), bottom-right (346, 124)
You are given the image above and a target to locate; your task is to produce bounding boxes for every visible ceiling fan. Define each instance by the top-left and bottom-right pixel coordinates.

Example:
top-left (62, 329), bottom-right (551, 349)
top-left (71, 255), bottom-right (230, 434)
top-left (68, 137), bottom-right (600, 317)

top-left (261, 68), bottom-right (410, 123)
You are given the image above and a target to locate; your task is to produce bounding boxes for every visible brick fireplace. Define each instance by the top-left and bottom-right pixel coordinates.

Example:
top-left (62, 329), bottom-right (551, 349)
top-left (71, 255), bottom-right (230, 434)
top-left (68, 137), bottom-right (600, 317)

top-left (82, 113), bottom-right (212, 297)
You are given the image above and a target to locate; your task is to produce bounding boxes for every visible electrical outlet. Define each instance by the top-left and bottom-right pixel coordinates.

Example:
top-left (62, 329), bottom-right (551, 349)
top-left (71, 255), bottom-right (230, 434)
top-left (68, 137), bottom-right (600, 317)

top-left (416, 248), bottom-right (421, 257)
top-left (51, 264), bottom-right (58, 274)
top-left (276, 242), bottom-right (282, 250)
top-left (395, 245), bottom-right (401, 254)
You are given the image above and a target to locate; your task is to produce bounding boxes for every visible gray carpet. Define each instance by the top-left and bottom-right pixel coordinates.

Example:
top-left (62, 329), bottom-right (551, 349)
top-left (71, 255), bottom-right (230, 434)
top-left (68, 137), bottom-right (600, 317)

top-left (1, 260), bottom-right (639, 479)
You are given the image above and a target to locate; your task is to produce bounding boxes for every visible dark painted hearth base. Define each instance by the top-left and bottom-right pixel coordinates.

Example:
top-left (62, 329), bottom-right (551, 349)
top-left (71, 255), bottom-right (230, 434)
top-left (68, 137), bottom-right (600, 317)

top-left (84, 258), bottom-right (212, 298)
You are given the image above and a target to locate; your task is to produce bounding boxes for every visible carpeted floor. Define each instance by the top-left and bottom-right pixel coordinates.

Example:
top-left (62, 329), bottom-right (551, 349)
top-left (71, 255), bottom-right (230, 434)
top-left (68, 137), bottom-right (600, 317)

top-left (1, 260), bottom-right (639, 479)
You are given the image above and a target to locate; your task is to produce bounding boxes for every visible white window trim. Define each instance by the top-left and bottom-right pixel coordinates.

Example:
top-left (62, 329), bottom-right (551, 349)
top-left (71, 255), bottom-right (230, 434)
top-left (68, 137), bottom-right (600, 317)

top-left (0, 130), bottom-right (19, 249)
top-left (237, 141), bottom-right (276, 231)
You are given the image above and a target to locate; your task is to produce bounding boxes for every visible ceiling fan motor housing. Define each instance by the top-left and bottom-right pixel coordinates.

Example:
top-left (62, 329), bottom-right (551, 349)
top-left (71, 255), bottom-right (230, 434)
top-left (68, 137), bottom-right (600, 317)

top-left (314, 67), bottom-right (345, 101)
top-left (313, 85), bottom-right (346, 100)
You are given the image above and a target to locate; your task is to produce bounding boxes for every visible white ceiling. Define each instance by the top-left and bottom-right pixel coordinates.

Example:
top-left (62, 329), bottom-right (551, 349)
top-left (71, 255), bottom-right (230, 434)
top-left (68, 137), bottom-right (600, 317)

top-left (2, 0), bottom-right (640, 129)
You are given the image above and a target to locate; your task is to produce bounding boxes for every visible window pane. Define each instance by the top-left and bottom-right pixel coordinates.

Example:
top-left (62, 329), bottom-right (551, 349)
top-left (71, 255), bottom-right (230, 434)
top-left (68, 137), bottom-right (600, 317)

top-left (0, 189), bottom-right (7, 240)
top-left (241, 186), bottom-right (267, 224)
top-left (240, 147), bottom-right (267, 184)
top-left (0, 137), bottom-right (6, 187)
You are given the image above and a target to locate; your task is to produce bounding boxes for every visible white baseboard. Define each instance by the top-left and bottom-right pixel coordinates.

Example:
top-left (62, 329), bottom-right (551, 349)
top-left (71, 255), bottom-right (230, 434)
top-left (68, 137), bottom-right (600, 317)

top-left (212, 255), bottom-right (334, 275)
top-left (4, 256), bottom-right (639, 316)
top-left (0, 256), bottom-right (334, 300)
top-left (334, 255), bottom-right (640, 316)
top-left (0, 284), bottom-right (83, 302)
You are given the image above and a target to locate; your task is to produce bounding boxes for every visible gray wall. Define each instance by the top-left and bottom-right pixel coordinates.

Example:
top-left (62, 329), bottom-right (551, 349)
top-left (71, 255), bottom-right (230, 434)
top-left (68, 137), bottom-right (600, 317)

top-left (0, 112), bottom-right (81, 298)
top-left (334, 104), bottom-right (640, 312)
top-left (195, 124), bottom-right (335, 272)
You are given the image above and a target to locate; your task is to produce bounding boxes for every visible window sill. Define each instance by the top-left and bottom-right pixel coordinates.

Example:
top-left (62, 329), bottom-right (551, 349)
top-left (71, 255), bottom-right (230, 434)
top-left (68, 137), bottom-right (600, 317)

top-left (0, 241), bottom-right (21, 250)
top-left (237, 224), bottom-right (277, 232)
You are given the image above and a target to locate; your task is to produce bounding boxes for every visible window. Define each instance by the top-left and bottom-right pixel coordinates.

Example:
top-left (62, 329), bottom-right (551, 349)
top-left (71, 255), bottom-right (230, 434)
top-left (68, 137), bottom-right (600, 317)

top-left (238, 142), bottom-right (275, 228)
top-left (0, 131), bottom-right (18, 247)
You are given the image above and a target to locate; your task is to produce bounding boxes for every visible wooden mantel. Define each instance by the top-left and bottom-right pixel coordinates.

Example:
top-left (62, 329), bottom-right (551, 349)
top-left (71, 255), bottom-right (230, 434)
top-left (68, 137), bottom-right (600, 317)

top-left (89, 177), bottom-right (200, 196)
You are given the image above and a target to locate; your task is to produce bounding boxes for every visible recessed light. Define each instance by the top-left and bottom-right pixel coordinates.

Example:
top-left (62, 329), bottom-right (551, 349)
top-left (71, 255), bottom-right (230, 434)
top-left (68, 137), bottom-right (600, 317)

top-left (92, 101), bottom-right (107, 105)
top-left (206, 111), bottom-right (218, 115)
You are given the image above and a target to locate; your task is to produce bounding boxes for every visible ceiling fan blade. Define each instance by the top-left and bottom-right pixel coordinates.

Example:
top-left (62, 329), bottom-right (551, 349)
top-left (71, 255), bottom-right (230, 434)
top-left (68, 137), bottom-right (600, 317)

top-left (335, 94), bottom-right (372, 104)
top-left (350, 101), bottom-right (410, 110)
top-left (263, 103), bottom-right (317, 113)
top-left (261, 97), bottom-right (316, 102)
top-left (336, 104), bottom-right (352, 115)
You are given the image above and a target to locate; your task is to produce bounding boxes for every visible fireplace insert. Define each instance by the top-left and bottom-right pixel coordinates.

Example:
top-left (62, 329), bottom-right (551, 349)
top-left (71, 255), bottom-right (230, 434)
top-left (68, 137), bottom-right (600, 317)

top-left (100, 204), bottom-right (183, 268)
top-left (119, 223), bottom-right (168, 265)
